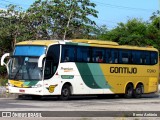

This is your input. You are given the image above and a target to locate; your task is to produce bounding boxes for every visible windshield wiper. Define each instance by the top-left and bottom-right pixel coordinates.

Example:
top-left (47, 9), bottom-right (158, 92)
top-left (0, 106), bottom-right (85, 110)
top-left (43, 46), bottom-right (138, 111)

top-left (13, 65), bottom-right (22, 79)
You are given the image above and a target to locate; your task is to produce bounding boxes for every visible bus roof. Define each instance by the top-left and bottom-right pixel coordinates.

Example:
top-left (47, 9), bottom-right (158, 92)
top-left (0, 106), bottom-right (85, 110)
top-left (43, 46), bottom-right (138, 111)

top-left (16, 40), bottom-right (59, 46)
top-left (71, 39), bottom-right (119, 46)
top-left (71, 39), bottom-right (158, 52)
top-left (16, 39), bottom-right (158, 52)
top-left (16, 39), bottom-right (118, 46)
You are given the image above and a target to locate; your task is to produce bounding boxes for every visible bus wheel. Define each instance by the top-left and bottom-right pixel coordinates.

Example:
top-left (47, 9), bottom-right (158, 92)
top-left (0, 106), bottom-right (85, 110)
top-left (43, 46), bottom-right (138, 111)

top-left (125, 84), bottom-right (133, 98)
top-left (59, 84), bottom-right (71, 100)
top-left (133, 84), bottom-right (143, 98)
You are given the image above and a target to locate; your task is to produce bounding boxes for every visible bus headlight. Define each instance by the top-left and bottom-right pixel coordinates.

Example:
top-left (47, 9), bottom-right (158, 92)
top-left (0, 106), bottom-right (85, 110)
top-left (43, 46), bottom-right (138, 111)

top-left (8, 83), bottom-right (14, 87)
top-left (32, 84), bottom-right (42, 88)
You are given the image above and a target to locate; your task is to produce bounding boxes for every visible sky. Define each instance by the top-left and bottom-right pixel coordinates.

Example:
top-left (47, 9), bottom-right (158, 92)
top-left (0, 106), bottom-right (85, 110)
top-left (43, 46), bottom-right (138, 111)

top-left (0, 0), bottom-right (159, 29)
top-left (90, 0), bottom-right (159, 29)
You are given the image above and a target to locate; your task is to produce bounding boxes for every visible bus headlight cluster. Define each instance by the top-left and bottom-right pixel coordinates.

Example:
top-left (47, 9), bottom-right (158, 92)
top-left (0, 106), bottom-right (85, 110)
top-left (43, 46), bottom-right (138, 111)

top-left (8, 83), bottom-right (14, 87)
top-left (32, 84), bottom-right (42, 88)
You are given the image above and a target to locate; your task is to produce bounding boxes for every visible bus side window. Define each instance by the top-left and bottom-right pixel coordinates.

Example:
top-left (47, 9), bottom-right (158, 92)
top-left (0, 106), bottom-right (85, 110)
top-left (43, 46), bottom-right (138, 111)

top-left (44, 58), bottom-right (54, 79)
top-left (140, 52), bottom-right (145, 64)
top-left (64, 49), bottom-right (69, 62)
top-left (140, 51), bottom-right (150, 65)
top-left (145, 52), bottom-right (150, 65)
top-left (105, 49), bottom-right (111, 63)
top-left (111, 49), bottom-right (118, 63)
top-left (135, 51), bottom-right (141, 64)
top-left (77, 47), bottom-right (91, 62)
top-left (119, 50), bottom-right (129, 64)
top-left (61, 45), bottom-right (76, 62)
top-left (93, 48), bottom-right (104, 63)
top-left (44, 45), bottom-right (60, 79)
top-left (131, 51), bottom-right (136, 64)
top-left (151, 52), bottom-right (158, 65)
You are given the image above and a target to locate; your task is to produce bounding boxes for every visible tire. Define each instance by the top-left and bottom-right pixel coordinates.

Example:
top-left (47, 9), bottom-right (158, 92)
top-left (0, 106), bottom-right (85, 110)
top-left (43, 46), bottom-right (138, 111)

top-left (133, 84), bottom-right (143, 98)
top-left (125, 84), bottom-right (134, 98)
top-left (59, 84), bottom-right (71, 100)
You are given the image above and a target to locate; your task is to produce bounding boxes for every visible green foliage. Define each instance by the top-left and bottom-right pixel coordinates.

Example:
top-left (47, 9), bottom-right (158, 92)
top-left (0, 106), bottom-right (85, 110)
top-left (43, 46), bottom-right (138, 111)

top-left (112, 19), bottom-right (147, 45)
top-left (0, 5), bottom-right (28, 51)
top-left (0, 77), bottom-right (7, 86)
top-left (0, 0), bottom-right (98, 48)
top-left (26, 0), bottom-right (98, 40)
top-left (0, 66), bottom-right (6, 76)
top-left (0, 66), bottom-right (7, 86)
top-left (0, 0), bottom-right (98, 79)
top-left (95, 18), bottom-right (160, 52)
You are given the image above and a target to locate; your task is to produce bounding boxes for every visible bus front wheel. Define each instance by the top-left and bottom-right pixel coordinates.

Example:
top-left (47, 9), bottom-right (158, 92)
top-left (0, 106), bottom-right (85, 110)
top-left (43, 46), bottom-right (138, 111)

top-left (125, 84), bottom-right (134, 98)
top-left (59, 84), bottom-right (71, 100)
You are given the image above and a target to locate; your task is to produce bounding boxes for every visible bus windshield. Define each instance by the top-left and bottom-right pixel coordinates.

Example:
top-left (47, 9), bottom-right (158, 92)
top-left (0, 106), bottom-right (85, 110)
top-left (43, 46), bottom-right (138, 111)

top-left (8, 45), bottom-right (46, 80)
top-left (9, 56), bottom-right (42, 80)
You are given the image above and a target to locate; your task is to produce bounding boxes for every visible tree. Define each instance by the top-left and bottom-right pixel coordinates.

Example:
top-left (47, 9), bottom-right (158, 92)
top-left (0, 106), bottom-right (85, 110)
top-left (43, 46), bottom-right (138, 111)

top-left (27, 0), bottom-right (98, 40)
top-left (59, 0), bottom-right (98, 40)
top-left (98, 19), bottom-right (147, 45)
top-left (95, 18), bottom-right (160, 51)
top-left (26, 0), bottom-right (51, 40)
top-left (92, 25), bottom-right (109, 40)
top-left (150, 10), bottom-right (160, 29)
top-left (0, 5), bottom-right (27, 50)
top-left (0, 1), bottom-right (98, 77)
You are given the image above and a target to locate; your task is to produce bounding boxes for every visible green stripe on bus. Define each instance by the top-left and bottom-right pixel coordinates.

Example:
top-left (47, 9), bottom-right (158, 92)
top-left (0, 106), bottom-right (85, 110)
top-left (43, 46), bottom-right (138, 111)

top-left (24, 80), bottom-right (39, 87)
top-left (76, 63), bottom-right (100, 88)
top-left (76, 63), bottom-right (111, 89)
top-left (87, 64), bottom-right (111, 89)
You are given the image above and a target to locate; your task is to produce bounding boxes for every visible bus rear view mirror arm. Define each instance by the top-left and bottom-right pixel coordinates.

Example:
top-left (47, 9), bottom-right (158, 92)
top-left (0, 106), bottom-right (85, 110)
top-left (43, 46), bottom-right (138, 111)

top-left (38, 54), bottom-right (46, 68)
top-left (1, 53), bottom-right (10, 66)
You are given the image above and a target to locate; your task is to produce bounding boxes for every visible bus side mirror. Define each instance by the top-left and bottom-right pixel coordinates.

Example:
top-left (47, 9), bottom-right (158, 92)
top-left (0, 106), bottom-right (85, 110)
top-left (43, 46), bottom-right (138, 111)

top-left (38, 54), bottom-right (46, 68)
top-left (1, 53), bottom-right (10, 66)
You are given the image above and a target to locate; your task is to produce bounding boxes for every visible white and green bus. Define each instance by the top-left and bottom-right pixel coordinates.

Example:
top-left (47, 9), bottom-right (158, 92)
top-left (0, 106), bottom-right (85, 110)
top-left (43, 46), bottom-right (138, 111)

top-left (1, 39), bottom-right (159, 100)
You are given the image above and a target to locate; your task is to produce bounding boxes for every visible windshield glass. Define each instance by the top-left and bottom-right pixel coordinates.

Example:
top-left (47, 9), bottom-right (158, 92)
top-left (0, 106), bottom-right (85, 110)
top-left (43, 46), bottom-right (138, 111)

top-left (9, 56), bottom-right (42, 80)
top-left (8, 45), bottom-right (46, 80)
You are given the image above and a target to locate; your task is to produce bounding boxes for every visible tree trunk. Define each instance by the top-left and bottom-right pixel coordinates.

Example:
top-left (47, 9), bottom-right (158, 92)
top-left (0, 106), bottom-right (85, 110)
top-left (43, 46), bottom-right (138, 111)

top-left (63, 11), bottom-right (73, 40)
top-left (12, 35), bottom-right (17, 50)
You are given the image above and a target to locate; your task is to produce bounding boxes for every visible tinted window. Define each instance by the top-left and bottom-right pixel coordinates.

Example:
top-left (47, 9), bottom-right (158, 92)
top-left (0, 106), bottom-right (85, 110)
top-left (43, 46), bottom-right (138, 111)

top-left (60, 45), bottom-right (158, 65)
top-left (144, 51), bottom-right (151, 65)
top-left (110, 49), bottom-right (118, 63)
top-left (151, 52), bottom-right (158, 65)
top-left (105, 49), bottom-right (111, 63)
top-left (77, 47), bottom-right (91, 62)
top-left (92, 48), bottom-right (105, 63)
top-left (44, 45), bottom-right (60, 79)
top-left (61, 45), bottom-right (76, 62)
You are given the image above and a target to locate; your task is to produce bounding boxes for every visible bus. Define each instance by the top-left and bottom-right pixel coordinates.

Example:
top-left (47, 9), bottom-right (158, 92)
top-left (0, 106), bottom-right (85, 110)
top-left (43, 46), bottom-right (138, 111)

top-left (1, 39), bottom-right (159, 100)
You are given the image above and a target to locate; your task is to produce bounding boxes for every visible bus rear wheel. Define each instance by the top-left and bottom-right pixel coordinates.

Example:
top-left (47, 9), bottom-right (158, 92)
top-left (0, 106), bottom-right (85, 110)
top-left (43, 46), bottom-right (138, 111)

top-left (133, 84), bottom-right (143, 98)
top-left (59, 84), bottom-right (71, 100)
top-left (125, 84), bottom-right (134, 98)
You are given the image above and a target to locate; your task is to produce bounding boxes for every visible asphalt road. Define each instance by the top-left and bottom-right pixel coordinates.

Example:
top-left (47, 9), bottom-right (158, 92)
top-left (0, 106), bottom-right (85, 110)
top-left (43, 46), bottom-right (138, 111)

top-left (0, 93), bottom-right (160, 120)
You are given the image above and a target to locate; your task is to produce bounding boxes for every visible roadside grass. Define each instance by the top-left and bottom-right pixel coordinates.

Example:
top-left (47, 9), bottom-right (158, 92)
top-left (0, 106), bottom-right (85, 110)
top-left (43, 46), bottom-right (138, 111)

top-left (0, 77), bottom-right (7, 86)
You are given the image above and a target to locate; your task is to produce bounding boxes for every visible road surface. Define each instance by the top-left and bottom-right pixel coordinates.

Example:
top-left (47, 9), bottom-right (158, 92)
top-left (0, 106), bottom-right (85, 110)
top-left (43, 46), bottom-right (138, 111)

top-left (0, 93), bottom-right (160, 119)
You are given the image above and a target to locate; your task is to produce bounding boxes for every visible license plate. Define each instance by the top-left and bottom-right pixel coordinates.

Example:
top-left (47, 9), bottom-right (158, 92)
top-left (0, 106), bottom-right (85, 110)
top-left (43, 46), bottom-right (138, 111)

top-left (19, 89), bottom-right (25, 92)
